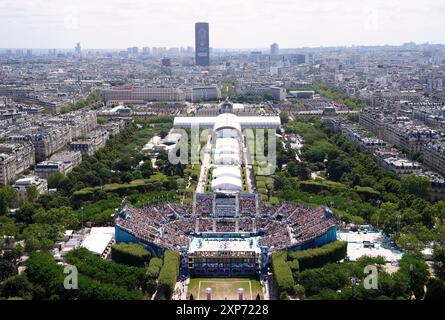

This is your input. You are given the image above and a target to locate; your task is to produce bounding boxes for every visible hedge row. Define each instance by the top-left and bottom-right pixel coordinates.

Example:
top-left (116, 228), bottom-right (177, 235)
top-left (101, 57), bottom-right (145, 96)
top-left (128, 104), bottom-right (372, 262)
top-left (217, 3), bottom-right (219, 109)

top-left (73, 177), bottom-right (176, 201)
top-left (271, 252), bottom-right (294, 298)
top-left (146, 257), bottom-right (163, 278)
top-left (299, 180), bottom-right (346, 193)
top-left (287, 241), bottom-right (347, 271)
top-left (111, 243), bottom-right (151, 267)
top-left (156, 250), bottom-right (180, 300)
top-left (64, 248), bottom-right (146, 291)
top-left (355, 186), bottom-right (381, 201)
top-left (256, 180), bottom-right (267, 189)
top-left (26, 252), bottom-right (143, 300)
top-left (146, 257), bottom-right (163, 295)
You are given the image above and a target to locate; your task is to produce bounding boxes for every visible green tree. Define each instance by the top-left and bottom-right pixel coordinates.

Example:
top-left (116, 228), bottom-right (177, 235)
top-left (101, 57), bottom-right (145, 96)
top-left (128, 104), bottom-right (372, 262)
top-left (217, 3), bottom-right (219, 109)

top-left (25, 185), bottom-right (39, 203)
top-left (401, 175), bottom-right (430, 199)
top-left (287, 161), bottom-right (311, 180)
top-left (395, 233), bottom-right (424, 253)
top-left (299, 263), bottom-right (349, 296)
top-left (32, 206), bottom-right (79, 229)
top-left (0, 257), bottom-right (16, 281)
top-left (397, 253), bottom-right (429, 299)
top-left (293, 284), bottom-right (305, 299)
top-left (279, 111), bottom-right (290, 124)
top-left (0, 185), bottom-right (18, 215)
top-left (140, 161), bottom-right (153, 179)
top-left (0, 216), bottom-right (19, 240)
top-left (372, 202), bottom-right (399, 234)
top-left (22, 224), bottom-right (63, 252)
top-left (47, 172), bottom-right (65, 189)
top-left (432, 247), bottom-right (445, 274)
top-left (425, 278), bottom-right (445, 300)
top-left (326, 159), bottom-right (350, 182)
top-left (0, 274), bottom-right (33, 299)
top-left (15, 203), bottom-right (40, 224)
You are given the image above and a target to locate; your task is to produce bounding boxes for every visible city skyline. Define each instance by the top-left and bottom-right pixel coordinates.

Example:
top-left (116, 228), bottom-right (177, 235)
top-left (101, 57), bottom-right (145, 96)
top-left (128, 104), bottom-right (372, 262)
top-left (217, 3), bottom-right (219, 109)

top-left (1, 0), bottom-right (445, 49)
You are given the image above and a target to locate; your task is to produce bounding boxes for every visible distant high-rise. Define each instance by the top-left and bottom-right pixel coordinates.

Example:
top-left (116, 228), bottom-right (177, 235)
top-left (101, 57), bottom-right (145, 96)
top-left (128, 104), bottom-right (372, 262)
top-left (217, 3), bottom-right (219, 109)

top-left (270, 43), bottom-right (279, 55)
top-left (195, 22), bottom-right (210, 66)
top-left (127, 46), bottom-right (138, 54)
top-left (142, 47), bottom-right (151, 55)
top-left (295, 54), bottom-right (306, 64)
top-left (75, 42), bottom-right (81, 55)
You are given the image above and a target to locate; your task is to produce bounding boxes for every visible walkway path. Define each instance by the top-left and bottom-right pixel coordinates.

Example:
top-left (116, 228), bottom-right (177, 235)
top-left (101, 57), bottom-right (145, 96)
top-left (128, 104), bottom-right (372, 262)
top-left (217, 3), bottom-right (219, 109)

top-left (242, 136), bottom-right (253, 192)
top-left (196, 134), bottom-right (212, 192)
top-left (172, 278), bottom-right (190, 300)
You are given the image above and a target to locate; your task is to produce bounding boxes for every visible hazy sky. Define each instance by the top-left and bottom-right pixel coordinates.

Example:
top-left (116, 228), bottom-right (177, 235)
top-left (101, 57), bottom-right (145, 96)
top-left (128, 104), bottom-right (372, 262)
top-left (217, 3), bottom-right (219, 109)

top-left (1, 0), bottom-right (445, 49)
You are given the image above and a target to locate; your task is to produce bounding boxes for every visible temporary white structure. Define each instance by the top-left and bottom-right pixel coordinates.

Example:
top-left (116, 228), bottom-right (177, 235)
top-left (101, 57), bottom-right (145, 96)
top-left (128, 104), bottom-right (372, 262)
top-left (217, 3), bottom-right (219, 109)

top-left (173, 111), bottom-right (280, 193)
top-left (174, 114), bottom-right (281, 130)
top-left (214, 153), bottom-right (240, 165)
top-left (211, 176), bottom-right (242, 192)
top-left (213, 166), bottom-right (241, 180)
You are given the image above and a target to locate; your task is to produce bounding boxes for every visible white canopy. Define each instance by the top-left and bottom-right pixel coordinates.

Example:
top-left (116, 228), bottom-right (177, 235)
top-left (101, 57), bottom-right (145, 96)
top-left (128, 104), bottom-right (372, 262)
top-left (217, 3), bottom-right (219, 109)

top-left (215, 137), bottom-right (239, 150)
top-left (213, 113), bottom-right (242, 132)
top-left (214, 153), bottom-right (240, 165)
top-left (214, 145), bottom-right (239, 155)
top-left (174, 114), bottom-right (281, 129)
top-left (212, 176), bottom-right (242, 192)
top-left (213, 166), bottom-right (241, 179)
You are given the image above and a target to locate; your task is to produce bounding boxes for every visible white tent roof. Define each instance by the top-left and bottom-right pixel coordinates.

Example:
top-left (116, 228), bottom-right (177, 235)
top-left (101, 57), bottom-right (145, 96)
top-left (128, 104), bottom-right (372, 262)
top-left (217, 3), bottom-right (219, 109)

top-left (214, 128), bottom-right (240, 139)
top-left (214, 113), bottom-right (241, 132)
top-left (211, 176), bottom-right (242, 192)
top-left (80, 227), bottom-right (114, 256)
top-left (174, 114), bottom-right (281, 129)
top-left (215, 137), bottom-right (239, 150)
top-left (239, 116), bottom-right (281, 128)
top-left (214, 145), bottom-right (239, 155)
top-left (213, 166), bottom-right (241, 179)
top-left (173, 117), bottom-right (215, 128)
top-left (214, 153), bottom-right (240, 165)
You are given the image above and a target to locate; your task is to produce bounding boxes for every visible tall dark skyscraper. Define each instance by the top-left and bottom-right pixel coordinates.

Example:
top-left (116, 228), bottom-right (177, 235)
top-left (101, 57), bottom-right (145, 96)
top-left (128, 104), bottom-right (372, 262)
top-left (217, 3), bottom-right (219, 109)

top-left (195, 22), bottom-right (209, 66)
top-left (75, 42), bottom-right (81, 55)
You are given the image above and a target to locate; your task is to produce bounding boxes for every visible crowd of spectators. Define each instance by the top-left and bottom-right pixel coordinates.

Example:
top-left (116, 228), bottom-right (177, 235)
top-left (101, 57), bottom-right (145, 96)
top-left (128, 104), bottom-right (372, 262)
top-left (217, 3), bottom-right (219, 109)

top-left (215, 220), bottom-right (236, 232)
top-left (116, 206), bottom-right (163, 244)
top-left (257, 201), bottom-right (276, 217)
top-left (115, 199), bottom-right (337, 251)
top-left (275, 203), bottom-right (300, 219)
top-left (289, 208), bottom-right (336, 245)
top-left (239, 198), bottom-right (256, 215)
top-left (167, 219), bottom-right (196, 234)
top-left (170, 203), bottom-right (193, 217)
top-left (156, 204), bottom-right (176, 220)
top-left (238, 218), bottom-right (254, 232)
top-left (197, 218), bottom-right (214, 232)
top-left (160, 225), bottom-right (190, 248)
top-left (195, 196), bottom-right (213, 215)
top-left (258, 218), bottom-right (290, 249)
